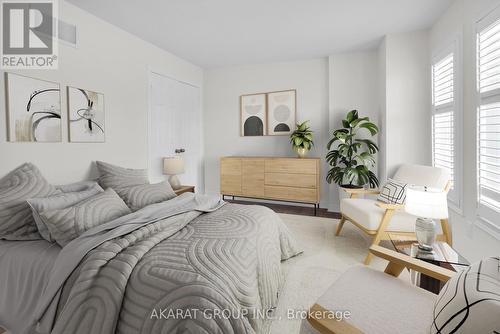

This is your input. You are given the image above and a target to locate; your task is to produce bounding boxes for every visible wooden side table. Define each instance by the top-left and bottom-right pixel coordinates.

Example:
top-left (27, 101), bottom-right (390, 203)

top-left (174, 185), bottom-right (195, 196)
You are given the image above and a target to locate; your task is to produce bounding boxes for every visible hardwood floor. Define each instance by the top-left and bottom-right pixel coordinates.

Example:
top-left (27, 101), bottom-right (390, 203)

top-left (226, 199), bottom-right (341, 219)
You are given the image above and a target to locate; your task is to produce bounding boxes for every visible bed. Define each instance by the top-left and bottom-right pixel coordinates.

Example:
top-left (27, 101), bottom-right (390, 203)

top-left (0, 193), bottom-right (300, 334)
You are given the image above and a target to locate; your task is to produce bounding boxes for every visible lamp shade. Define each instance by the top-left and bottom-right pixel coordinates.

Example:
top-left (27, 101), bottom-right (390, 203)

top-left (163, 156), bottom-right (185, 175)
top-left (405, 186), bottom-right (449, 219)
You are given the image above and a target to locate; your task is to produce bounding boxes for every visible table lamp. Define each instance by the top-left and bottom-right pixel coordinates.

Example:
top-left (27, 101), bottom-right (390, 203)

top-left (405, 186), bottom-right (449, 252)
top-left (163, 156), bottom-right (185, 190)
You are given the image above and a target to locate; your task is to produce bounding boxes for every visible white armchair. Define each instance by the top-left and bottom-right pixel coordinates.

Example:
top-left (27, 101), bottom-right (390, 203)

top-left (301, 246), bottom-right (500, 334)
top-left (337, 164), bottom-right (452, 265)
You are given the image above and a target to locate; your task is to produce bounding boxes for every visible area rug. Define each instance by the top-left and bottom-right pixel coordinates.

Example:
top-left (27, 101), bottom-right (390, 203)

top-left (261, 214), bottom-right (399, 334)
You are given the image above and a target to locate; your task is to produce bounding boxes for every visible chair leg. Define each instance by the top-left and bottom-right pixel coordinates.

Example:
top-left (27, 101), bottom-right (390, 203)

top-left (440, 219), bottom-right (452, 246)
top-left (364, 209), bottom-right (395, 265)
top-left (336, 216), bottom-right (346, 236)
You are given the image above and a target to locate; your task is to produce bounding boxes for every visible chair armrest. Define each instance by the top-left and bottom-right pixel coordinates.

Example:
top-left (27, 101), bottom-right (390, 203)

top-left (375, 201), bottom-right (404, 210)
top-left (341, 188), bottom-right (380, 199)
top-left (307, 303), bottom-right (364, 334)
top-left (369, 245), bottom-right (455, 282)
top-left (341, 188), bottom-right (380, 195)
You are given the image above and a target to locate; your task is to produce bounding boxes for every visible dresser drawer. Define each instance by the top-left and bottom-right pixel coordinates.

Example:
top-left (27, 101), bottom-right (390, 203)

top-left (264, 185), bottom-right (318, 203)
top-left (265, 159), bottom-right (317, 175)
top-left (265, 173), bottom-right (317, 188)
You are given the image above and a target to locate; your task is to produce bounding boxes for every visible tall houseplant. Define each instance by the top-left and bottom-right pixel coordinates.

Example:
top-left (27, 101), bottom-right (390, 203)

top-left (290, 120), bottom-right (314, 158)
top-left (326, 110), bottom-right (379, 188)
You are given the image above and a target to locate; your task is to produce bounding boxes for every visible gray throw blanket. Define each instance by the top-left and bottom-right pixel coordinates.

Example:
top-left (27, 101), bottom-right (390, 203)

top-left (33, 193), bottom-right (301, 334)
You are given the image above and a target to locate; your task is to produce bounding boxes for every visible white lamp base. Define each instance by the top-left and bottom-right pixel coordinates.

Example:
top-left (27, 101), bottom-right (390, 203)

top-left (415, 217), bottom-right (437, 252)
top-left (168, 175), bottom-right (181, 190)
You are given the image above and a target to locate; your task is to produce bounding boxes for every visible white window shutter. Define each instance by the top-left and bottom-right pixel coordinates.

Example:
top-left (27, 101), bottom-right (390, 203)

top-left (477, 11), bottom-right (500, 233)
top-left (432, 52), bottom-right (458, 206)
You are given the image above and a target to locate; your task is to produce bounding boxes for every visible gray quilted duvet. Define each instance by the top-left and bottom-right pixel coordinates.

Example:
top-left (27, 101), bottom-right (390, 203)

top-left (34, 193), bottom-right (301, 334)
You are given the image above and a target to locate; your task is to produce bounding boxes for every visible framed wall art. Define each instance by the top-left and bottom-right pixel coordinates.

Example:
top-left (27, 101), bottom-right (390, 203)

top-left (5, 72), bottom-right (62, 142)
top-left (266, 89), bottom-right (296, 136)
top-left (67, 86), bottom-right (105, 142)
top-left (240, 93), bottom-right (266, 136)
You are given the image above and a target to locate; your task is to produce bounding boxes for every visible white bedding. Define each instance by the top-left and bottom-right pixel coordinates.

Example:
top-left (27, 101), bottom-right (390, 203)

top-left (0, 240), bottom-right (60, 334)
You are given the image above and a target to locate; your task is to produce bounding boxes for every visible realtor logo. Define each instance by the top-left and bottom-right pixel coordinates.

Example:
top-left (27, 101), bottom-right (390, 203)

top-left (1, 0), bottom-right (58, 69)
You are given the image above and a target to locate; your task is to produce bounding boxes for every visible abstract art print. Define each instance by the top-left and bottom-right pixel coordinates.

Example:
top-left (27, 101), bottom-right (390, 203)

top-left (267, 89), bottom-right (296, 136)
top-left (5, 73), bottom-right (61, 142)
top-left (240, 93), bottom-right (266, 136)
top-left (67, 86), bottom-right (105, 142)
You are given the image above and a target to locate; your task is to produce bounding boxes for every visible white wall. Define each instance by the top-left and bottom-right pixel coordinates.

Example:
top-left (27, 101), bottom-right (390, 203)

top-left (383, 30), bottom-right (432, 178)
top-left (430, 0), bottom-right (500, 262)
top-left (0, 1), bottom-right (203, 184)
top-left (328, 51), bottom-right (380, 211)
top-left (377, 38), bottom-right (388, 184)
top-left (203, 59), bottom-right (330, 207)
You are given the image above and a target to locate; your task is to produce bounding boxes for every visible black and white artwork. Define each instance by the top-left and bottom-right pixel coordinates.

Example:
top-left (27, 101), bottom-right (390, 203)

top-left (267, 89), bottom-right (296, 136)
top-left (240, 93), bottom-right (266, 136)
top-left (67, 86), bottom-right (105, 142)
top-left (5, 73), bottom-right (61, 142)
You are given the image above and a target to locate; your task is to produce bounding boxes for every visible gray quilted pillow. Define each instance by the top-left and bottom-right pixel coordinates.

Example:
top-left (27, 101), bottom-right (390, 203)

top-left (27, 182), bottom-right (103, 242)
top-left (116, 181), bottom-right (177, 211)
top-left (40, 188), bottom-right (131, 247)
top-left (96, 161), bottom-right (148, 189)
top-left (431, 256), bottom-right (500, 333)
top-left (0, 163), bottom-right (60, 240)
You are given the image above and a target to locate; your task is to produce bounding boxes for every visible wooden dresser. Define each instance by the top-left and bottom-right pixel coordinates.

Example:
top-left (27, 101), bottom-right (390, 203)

top-left (220, 157), bottom-right (320, 213)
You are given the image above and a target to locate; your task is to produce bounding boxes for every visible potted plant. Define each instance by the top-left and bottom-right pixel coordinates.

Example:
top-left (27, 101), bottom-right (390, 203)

top-left (290, 120), bottom-right (314, 158)
top-left (326, 110), bottom-right (379, 189)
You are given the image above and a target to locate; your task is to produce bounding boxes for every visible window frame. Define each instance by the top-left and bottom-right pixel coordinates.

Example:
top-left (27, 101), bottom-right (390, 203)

top-left (431, 38), bottom-right (463, 213)
top-left (475, 5), bottom-right (500, 237)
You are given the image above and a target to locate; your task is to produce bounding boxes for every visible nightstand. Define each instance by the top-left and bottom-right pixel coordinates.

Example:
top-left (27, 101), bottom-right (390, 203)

top-left (174, 185), bottom-right (195, 195)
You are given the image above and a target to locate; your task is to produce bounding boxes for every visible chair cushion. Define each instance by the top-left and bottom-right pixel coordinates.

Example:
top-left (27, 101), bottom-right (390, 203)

top-left (340, 198), bottom-right (443, 233)
top-left (300, 265), bottom-right (436, 334)
top-left (393, 164), bottom-right (450, 190)
top-left (431, 257), bottom-right (500, 334)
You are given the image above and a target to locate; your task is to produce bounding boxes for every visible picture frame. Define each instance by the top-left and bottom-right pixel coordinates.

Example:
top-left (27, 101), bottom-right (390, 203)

top-left (266, 89), bottom-right (296, 136)
top-left (240, 93), bottom-right (267, 136)
top-left (67, 86), bottom-right (106, 142)
top-left (4, 72), bottom-right (62, 142)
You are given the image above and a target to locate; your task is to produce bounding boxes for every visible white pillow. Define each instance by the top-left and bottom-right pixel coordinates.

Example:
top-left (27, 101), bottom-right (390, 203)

top-left (377, 178), bottom-right (408, 204)
top-left (431, 257), bottom-right (500, 333)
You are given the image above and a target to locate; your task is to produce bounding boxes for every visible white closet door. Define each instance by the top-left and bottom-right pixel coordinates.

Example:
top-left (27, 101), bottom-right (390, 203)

top-left (149, 72), bottom-right (202, 190)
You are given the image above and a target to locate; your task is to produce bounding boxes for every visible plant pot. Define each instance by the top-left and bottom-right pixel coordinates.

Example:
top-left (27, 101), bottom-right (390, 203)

top-left (295, 147), bottom-right (308, 158)
top-left (338, 184), bottom-right (364, 201)
top-left (340, 184), bottom-right (363, 189)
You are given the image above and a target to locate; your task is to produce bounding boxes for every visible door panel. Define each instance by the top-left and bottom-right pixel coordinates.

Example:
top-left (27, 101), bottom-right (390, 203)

top-left (221, 158), bottom-right (241, 195)
top-left (149, 72), bottom-right (202, 190)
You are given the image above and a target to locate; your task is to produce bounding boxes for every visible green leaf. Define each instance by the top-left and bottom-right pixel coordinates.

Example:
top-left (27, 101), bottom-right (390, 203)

top-left (346, 110), bottom-right (358, 123)
top-left (355, 139), bottom-right (379, 154)
top-left (359, 122), bottom-right (379, 135)
top-left (350, 117), bottom-right (368, 128)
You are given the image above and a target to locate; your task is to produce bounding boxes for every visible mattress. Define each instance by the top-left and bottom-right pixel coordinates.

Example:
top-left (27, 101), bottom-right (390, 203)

top-left (0, 240), bottom-right (61, 334)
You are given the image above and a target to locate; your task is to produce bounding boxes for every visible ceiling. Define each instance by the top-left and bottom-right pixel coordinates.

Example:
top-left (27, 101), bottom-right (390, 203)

top-left (66, 0), bottom-right (454, 68)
